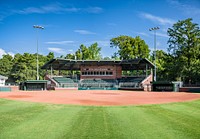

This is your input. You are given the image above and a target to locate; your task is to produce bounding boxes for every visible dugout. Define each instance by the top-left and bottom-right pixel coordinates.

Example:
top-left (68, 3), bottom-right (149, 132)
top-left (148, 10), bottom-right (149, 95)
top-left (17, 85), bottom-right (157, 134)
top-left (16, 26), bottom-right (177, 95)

top-left (152, 81), bottom-right (174, 91)
top-left (19, 80), bottom-right (48, 91)
top-left (152, 81), bottom-right (183, 92)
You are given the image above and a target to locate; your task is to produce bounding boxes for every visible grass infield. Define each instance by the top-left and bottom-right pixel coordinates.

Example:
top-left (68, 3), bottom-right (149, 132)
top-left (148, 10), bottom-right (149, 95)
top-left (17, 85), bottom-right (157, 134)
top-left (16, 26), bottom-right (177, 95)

top-left (0, 99), bottom-right (200, 139)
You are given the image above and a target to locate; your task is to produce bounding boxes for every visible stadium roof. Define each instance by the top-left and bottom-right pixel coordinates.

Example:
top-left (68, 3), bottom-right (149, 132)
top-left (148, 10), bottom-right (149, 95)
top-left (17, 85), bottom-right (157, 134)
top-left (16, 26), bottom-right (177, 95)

top-left (41, 58), bottom-right (155, 71)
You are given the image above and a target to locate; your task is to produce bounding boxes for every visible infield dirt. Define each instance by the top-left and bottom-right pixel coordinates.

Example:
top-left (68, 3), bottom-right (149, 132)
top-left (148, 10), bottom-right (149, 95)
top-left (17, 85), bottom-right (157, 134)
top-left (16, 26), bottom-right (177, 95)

top-left (1, 89), bottom-right (200, 106)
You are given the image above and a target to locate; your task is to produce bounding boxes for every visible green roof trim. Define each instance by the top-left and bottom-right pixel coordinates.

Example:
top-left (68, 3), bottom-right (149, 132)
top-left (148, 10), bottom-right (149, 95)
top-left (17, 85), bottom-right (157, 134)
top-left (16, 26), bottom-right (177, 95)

top-left (25, 80), bottom-right (48, 83)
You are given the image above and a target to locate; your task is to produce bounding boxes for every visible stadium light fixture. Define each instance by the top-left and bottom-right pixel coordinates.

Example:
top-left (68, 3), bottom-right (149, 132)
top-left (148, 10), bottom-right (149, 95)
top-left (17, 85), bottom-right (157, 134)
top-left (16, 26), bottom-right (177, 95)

top-left (33, 25), bottom-right (44, 80)
top-left (149, 26), bottom-right (159, 82)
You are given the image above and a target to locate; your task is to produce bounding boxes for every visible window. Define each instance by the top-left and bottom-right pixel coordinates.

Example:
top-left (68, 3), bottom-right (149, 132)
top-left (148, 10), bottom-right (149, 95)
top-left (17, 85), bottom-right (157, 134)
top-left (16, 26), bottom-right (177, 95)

top-left (81, 70), bottom-right (113, 76)
top-left (91, 71), bottom-right (94, 75)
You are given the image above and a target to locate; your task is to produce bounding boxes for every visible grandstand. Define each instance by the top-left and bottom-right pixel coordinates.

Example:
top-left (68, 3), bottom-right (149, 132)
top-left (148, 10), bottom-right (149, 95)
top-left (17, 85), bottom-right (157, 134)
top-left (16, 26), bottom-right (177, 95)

top-left (42, 58), bottom-right (154, 90)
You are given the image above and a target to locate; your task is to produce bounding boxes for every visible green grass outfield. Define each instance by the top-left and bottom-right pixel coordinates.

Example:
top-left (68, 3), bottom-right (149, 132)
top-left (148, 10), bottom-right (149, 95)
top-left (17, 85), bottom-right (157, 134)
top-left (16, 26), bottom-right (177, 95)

top-left (0, 99), bottom-right (200, 139)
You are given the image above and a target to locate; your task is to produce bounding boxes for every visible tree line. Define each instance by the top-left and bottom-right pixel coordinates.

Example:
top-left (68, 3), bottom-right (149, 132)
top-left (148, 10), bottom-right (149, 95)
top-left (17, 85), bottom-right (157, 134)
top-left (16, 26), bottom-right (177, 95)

top-left (0, 18), bottom-right (200, 84)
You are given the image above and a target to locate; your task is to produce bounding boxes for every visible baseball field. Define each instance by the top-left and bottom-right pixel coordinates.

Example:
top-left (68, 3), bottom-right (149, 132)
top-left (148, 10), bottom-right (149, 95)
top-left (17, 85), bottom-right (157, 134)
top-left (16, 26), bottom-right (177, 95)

top-left (0, 90), bottom-right (200, 139)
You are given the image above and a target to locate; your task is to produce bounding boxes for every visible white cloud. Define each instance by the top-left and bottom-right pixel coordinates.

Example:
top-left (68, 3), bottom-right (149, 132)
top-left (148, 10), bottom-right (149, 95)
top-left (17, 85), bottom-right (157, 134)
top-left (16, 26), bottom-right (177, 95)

top-left (14, 3), bottom-right (102, 15)
top-left (20, 7), bottom-right (45, 14)
top-left (18, 3), bottom-right (80, 14)
top-left (0, 9), bottom-right (15, 22)
top-left (140, 12), bottom-right (175, 25)
top-left (149, 31), bottom-right (169, 38)
top-left (68, 49), bottom-right (73, 52)
top-left (95, 41), bottom-right (110, 47)
top-left (0, 48), bottom-right (14, 58)
top-left (48, 47), bottom-right (66, 54)
top-left (134, 32), bottom-right (150, 37)
top-left (156, 32), bottom-right (169, 38)
top-left (7, 52), bottom-right (15, 57)
top-left (42, 4), bottom-right (80, 13)
top-left (74, 30), bottom-right (96, 35)
top-left (84, 40), bottom-right (110, 47)
top-left (167, 0), bottom-right (200, 15)
top-left (84, 7), bottom-right (103, 13)
top-left (45, 41), bottom-right (75, 45)
top-left (0, 3), bottom-right (103, 21)
top-left (161, 28), bottom-right (168, 32)
top-left (0, 48), bottom-right (6, 58)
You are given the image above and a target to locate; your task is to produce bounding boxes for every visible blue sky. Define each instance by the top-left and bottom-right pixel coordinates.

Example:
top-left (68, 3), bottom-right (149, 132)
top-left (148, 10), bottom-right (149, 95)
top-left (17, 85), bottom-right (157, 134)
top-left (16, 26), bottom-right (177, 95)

top-left (0, 0), bottom-right (200, 58)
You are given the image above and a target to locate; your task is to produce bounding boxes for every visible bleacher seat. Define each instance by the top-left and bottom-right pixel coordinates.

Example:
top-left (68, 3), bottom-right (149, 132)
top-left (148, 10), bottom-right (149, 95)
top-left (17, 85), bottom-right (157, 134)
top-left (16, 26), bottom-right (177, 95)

top-left (118, 77), bottom-right (145, 88)
top-left (53, 77), bottom-right (74, 83)
top-left (53, 77), bottom-right (77, 88)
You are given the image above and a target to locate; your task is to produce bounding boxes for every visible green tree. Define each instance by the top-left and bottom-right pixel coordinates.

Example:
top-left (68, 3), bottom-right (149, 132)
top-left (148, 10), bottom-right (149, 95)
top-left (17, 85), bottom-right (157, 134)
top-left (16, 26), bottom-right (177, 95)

top-left (79, 44), bottom-right (90, 60)
top-left (74, 43), bottom-right (102, 60)
top-left (88, 42), bottom-right (101, 60)
top-left (75, 49), bottom-right (82, 60)
top-left (110, 35), bottom-right (150, 59)
top-left (103, 57), bottom-right (112, 60)
top-left (167, 18), bottom-right (200, 84)
top-left (0, 54), bottom-right (13, 77)
top-left (65, 53), bottom-right (75, 59)
top-left (8, 53), bottom-right (53, 83)
top-left (111, 52), bottom-right (120, 60)
top-left (46, 52), bottom-right (54, 61)
top-left (10, 53), bottom-right (38, 82)
top-left (153, 50), bottom-right (176, 81)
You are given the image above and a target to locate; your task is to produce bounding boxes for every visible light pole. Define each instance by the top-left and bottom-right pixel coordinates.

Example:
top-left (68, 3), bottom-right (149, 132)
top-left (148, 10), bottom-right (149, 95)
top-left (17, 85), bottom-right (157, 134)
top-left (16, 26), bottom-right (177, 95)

top-left (149, 27), bottom-right (159, 82)
top-left (33, 25), bottom-right (44, 80)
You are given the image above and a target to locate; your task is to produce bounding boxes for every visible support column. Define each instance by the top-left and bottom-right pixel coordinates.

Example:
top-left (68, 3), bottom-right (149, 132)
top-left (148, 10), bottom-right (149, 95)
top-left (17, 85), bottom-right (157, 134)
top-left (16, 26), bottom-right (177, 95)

top-left (146, 64), bottom-right (148, 77)
top-left (50, 65), bottom-right (53, 78)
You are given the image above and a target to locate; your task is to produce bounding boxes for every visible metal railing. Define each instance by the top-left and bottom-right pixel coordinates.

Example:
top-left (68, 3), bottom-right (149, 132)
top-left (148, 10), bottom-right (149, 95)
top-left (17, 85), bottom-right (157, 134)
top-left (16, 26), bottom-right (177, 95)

top-left (119, 82), bottom-right (142, 88)
top-left (59, 83), bottom-right (78, 88)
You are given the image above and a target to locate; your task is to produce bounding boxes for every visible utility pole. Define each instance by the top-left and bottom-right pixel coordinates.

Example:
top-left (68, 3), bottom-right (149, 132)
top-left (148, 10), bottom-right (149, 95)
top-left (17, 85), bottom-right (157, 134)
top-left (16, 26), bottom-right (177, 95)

top-left (33, 25), bottom-right (44, 80)
top-left (149, 27), bottom-right (159, 82)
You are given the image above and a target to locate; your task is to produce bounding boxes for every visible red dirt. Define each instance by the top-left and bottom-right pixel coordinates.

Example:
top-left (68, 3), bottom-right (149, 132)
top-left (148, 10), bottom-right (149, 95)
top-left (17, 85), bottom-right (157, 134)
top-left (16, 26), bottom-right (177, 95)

top-left (0, 89), bottom-right (200, 106)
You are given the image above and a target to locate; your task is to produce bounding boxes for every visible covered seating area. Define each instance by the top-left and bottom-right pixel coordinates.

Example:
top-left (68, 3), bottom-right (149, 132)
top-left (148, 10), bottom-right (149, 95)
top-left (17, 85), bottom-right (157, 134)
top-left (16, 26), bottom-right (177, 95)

top-left (41, 58), bottom-right (154, 90)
